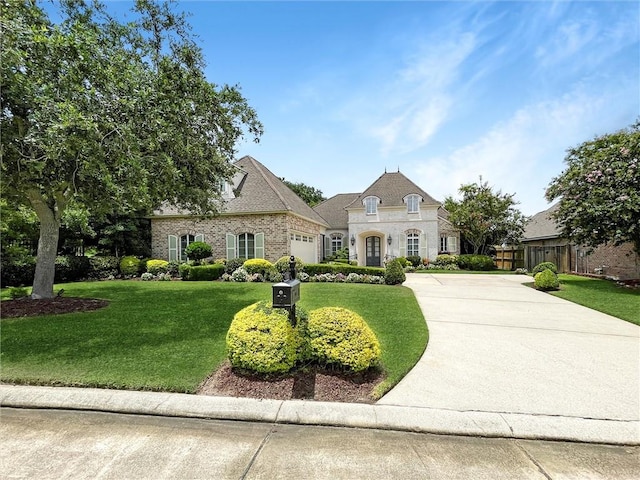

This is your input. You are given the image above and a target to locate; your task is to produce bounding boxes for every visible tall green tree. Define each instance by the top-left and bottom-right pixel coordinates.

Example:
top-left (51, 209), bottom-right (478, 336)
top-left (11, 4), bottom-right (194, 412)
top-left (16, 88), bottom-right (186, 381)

top-left (444, 178), bottom-right (527, 255)
top-left (1, 0), bottom-right (262, 298)
top-left (282, 180), bottom-right (326, 207)
top-left (546, 122), bottom-right (640, 254)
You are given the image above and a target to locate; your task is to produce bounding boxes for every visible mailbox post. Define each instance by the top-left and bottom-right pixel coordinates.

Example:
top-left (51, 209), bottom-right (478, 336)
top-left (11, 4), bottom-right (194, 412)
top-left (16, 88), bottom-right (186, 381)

top-left (272, 255), bottom-right (300, 325)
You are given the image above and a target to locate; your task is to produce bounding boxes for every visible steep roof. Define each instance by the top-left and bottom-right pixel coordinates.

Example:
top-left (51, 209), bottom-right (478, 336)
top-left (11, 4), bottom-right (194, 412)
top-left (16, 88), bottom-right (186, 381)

top-left (346, 171), bottom-right (440, 209)
top-left (153, 156), bottom-right (328, 226)
top-left (313, 193), bottom-right (360, 229)
top-left (523, 203), bottom-right (561, 240)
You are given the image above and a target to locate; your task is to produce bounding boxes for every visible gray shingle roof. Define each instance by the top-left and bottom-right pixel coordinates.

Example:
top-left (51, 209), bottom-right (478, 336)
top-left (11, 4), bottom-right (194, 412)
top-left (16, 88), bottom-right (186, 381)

top-left (346, 171), bottom-right (441, 208)
top-left (523, 203), bottom-right (561, 240)
top-left (224, 156), bottom-right (328, 225)
top-left (152, 156), bottom-right (328, 227)
top-left (313, 193), bottom-right (360, 229)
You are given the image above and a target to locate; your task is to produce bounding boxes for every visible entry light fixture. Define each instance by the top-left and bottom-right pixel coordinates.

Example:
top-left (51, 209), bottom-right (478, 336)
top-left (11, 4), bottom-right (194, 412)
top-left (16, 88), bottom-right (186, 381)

top-left (387, 235), bottom-right (392, 245)
top-left (350, 235), bottom-right (355, 246)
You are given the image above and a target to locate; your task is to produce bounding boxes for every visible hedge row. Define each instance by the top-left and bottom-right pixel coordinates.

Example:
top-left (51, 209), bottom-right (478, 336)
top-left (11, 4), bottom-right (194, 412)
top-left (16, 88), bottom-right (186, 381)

top-left (302, 263), bottom-right (385, 277)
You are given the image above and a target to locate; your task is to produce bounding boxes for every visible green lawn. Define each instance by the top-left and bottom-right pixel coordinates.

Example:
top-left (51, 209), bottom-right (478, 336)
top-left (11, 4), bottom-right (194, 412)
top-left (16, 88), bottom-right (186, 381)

top-left (551, 274), bottom-right (640, 326)
top-left (0, 281), bottom-right (427, 398)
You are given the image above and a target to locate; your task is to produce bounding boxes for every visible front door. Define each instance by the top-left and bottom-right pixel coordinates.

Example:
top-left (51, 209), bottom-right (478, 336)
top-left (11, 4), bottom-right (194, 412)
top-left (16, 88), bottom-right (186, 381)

top-left (366, 236), bottom-right (381, 267)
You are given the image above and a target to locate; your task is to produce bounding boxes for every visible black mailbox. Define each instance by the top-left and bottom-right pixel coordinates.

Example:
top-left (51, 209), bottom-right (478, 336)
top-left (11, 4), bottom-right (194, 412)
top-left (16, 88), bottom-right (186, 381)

top-left (272, 279), bottom-right (301, 308)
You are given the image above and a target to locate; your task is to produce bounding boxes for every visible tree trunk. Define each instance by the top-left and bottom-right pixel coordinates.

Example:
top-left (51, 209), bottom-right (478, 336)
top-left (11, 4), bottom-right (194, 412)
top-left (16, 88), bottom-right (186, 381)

top-left (28, 191), bottom-right (65, 299)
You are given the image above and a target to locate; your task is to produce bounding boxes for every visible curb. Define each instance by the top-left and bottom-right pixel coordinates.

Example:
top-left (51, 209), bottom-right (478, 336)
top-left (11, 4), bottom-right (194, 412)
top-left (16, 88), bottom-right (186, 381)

top-left (1, 385), bottom-right (638, 446)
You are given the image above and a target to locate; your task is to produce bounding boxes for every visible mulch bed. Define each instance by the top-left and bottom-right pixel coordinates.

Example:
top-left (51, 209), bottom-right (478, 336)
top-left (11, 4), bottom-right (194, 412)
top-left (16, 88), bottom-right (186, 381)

top-left (1, 297), bottom-right (110, 318)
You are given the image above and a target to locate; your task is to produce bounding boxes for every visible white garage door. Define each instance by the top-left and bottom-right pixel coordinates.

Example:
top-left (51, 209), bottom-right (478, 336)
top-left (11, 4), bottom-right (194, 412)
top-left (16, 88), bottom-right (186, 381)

top-left (290, 233), bottom-right (317, 264)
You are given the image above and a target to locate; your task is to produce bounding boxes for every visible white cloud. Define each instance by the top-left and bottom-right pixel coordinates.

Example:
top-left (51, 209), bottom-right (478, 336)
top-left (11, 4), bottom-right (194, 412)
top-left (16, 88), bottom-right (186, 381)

top-left (413, 85), bottom-right (633, 215)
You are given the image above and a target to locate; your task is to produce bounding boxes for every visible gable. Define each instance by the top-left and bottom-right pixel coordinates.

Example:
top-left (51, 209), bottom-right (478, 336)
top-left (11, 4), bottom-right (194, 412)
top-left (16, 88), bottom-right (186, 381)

top-left (346, 171), bottom-right (440, 209)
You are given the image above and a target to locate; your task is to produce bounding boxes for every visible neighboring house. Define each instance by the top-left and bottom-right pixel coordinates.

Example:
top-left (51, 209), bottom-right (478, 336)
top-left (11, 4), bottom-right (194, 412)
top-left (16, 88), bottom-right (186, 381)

top-left (314, 170), bottom-right (459, 267)
top-left (522, 203), bottom-right (640, 280)
top-left (150, 156), bottom-right (329, 264)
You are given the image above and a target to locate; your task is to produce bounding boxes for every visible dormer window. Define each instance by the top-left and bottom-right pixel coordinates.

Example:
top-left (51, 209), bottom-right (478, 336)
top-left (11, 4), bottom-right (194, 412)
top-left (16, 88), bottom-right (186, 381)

top-left (405, 194), bottom-right (421, 213)
top-left (364, 196), bottom-right (379, 215)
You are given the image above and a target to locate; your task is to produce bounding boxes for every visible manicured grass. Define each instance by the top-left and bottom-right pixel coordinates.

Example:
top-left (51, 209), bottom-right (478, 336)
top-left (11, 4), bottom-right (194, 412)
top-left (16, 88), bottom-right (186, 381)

top-left (550, 275), bottom-right (640, 326)
top-left (1, 281), bottom-right (427, 397)
top-left (413, 269), bottom-right (518, 274)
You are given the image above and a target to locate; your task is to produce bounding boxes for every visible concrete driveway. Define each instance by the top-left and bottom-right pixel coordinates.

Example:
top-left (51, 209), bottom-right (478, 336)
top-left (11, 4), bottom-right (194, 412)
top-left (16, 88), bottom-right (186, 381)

top-left (378, 274), bottom-right (639, 424)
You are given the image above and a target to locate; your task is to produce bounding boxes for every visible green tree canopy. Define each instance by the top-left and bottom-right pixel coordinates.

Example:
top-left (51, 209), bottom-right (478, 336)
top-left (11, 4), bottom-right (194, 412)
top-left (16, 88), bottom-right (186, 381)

top-left (1, 0), bottom-right (262, 297)
top-left (444, 178), bottom-right (528, 255)
top-left (546, 122), bottom-right (640, 254)
top-left (282, 180), bottom-right (326, 207)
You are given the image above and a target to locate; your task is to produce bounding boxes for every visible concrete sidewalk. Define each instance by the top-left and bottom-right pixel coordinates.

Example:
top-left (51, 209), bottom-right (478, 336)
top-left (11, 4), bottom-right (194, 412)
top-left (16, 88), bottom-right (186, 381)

top-left (1, 274), bottom-right (638, 446)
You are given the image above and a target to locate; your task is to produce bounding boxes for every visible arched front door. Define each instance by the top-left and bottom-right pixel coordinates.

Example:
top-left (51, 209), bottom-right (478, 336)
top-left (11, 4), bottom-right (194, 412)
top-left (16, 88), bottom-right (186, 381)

top-left (366, 236), bottom-right (381, 267)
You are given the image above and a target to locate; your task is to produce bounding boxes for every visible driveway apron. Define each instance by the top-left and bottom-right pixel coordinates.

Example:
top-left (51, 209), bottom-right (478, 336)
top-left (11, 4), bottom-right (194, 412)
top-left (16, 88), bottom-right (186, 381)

top-left (378, 274), bottom-right (640, 423)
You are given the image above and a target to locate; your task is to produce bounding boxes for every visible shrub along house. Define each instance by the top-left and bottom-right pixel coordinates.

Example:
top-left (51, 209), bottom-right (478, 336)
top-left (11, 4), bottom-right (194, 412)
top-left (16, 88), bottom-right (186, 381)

top-left (150, 156), bottom-right (329, 264)
top-left (314, 170), bottom-right (459, 267)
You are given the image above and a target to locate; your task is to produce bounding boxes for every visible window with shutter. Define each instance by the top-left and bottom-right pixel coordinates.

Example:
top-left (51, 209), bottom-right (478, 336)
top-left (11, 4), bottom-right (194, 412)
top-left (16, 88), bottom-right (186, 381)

top-left (168, 235), bottom-right (178, 262)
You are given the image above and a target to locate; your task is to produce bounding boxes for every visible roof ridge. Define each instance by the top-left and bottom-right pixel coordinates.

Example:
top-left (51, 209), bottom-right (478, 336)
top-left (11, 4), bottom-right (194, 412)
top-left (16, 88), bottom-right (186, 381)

top-left (248, 156), bottom-right (292, 211)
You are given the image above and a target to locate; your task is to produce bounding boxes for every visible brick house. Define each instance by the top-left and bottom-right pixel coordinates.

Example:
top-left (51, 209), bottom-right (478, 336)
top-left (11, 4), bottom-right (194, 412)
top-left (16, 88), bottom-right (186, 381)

top-left (522, 203), bottom-right (640, 280)
top-left (151, 156), bottom-right (328, 264)
top-left (151, 158), bottom-right (458, 267)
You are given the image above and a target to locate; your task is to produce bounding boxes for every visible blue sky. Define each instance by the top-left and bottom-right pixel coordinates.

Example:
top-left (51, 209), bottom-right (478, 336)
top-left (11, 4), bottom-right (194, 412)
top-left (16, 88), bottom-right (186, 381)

top-left (58, 1), bottom-right (640, 215)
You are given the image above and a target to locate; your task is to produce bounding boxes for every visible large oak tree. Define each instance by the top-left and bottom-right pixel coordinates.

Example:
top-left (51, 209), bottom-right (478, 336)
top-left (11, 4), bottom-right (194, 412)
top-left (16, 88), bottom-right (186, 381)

top-left (546, 122), bottom-right (640, 254)
top-left (1, 0), bottom-right (262, 298)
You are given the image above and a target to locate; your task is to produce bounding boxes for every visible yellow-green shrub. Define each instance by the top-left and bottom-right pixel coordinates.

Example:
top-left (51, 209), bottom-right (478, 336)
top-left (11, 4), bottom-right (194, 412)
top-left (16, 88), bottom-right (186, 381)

top-left (119, 256), bottom-right (140, 276)
top-left (243, 258), bottom-right (274, 275)
top-left (307, 307), bottom-right (381, 372)
top-left (146, 259), bottom-right (169, 275)
top-left (534, 269), bottom-right (560, 291)
top-left (226, 301), bottom-right (302, 374)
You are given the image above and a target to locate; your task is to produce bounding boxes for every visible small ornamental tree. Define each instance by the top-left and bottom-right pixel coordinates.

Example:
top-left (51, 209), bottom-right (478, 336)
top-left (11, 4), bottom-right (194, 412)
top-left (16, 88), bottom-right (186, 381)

top-left (184, 241), bottom-right (212, 264)
top-left (546, 123), bottom-right (640, 255)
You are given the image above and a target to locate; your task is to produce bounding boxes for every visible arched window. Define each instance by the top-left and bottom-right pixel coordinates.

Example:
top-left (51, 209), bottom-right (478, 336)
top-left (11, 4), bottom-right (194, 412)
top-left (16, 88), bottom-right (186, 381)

top-left (238, 233), bottom-right (255, 260)
top-left (331, 233), bottom-right (343, 255)
top-left (407, 233), bottom-right (420, 257)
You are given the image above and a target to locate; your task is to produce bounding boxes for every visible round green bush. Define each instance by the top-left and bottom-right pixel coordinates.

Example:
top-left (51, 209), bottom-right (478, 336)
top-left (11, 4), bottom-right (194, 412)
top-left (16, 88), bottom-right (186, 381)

top-left (224, 258), bottom-right (245, 274)
top-left (384, 258), bottom-right (406, 285)
top-left (534, 269), bottom-right (560, 291)
top-left (243, 258), bottom-right (274, 275)
top-left (532, 262), bottom-right (558, 276)
top-left (307, 307), bottom-right (381, 372)
top-left (184, 241), bottom-right (212, 264)
top-left (226, 301), bottom-right (303, 374)
top-left (146, 259), bottom-right (169, 275)
top-left (119, 256), bottom-right (140, 276)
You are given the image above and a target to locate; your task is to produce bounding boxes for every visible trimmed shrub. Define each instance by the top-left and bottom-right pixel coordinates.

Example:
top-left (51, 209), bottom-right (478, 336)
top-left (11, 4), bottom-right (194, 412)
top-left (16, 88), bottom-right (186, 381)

top-left (384, 259), bottom-right (406, 285)
top-left (532, 262), bottom-right (558, 276)
top-left (178, 263), bottom-right (192, 280)
top-left (243, 258), bottom-right (274, 276)
top-left (167, 261), bottom-right (181, 277)
top-left (224, 258), bottom-right (245, 275)
top-left (457, 254), bottom-right (495, 271)
top-left (406, 255), bottom-right (422, 268)
top-left (307, 307), bottom-right (381, 372)
top-left (534, 269), bottom-right (560, 291)
top-left (185, 264), bottom-right (225, 281)
top-left (119, 256), bottom-right (140, 277)
top-left (184, 241), bottom-right (212, 264)
top-left (433, 254), bottom-right (458, 267)
top-left (275, 256), bottom-right (304, 276)
top-left (146, 259), bottom-right (169, 275)
top-left (304, 263), bottom-right (385, 277)
top-left (226, 301), bottom-right (302, 373)
top-left (88, 256), bottom-right (120, 279)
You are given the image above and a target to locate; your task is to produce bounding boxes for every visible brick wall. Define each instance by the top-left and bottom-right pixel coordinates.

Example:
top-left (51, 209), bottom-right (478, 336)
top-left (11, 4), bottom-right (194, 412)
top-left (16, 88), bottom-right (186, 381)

top-left (575, 242), bottom-right (640, 280)
top-left (151, 213), bottom-right (325, 263)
